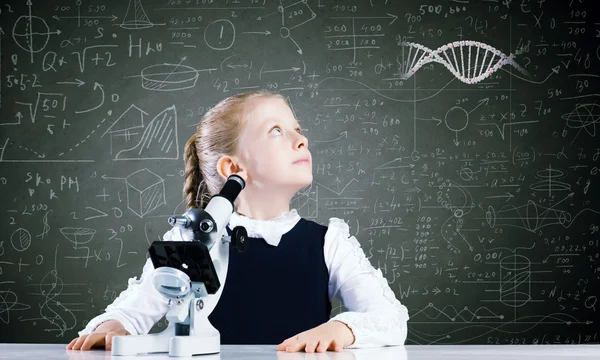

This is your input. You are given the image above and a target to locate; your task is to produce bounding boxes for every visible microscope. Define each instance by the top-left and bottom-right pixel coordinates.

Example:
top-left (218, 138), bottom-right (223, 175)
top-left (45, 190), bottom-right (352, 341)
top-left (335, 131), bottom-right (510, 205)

top-left (111, 174), bottom-right (248, 357)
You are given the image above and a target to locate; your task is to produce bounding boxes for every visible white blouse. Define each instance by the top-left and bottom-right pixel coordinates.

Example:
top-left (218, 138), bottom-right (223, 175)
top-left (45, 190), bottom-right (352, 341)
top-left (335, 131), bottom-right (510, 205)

top-left (79, 209), bottom-right (409, 348)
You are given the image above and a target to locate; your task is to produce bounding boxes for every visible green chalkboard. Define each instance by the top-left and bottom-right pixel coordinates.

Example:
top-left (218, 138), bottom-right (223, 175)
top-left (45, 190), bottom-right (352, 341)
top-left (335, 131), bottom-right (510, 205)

top-left (0, 0), bottom-right (598, 345)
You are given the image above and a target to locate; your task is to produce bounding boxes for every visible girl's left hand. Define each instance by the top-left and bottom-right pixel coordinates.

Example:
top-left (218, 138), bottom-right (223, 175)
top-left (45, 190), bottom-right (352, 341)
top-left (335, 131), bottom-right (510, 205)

top-left (277, 321), bottom-right (355, 353)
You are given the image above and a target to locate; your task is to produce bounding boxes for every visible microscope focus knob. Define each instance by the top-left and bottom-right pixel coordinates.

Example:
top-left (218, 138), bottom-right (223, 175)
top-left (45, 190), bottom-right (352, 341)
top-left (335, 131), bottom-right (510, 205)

top-left (231, 226), bottom-right (248, 253)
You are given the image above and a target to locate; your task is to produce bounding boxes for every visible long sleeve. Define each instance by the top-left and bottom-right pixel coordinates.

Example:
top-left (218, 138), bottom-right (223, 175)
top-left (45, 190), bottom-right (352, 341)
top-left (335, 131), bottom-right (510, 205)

top-left (77, 228), bottom-right (181, 336)
top-left (323, 218), bottom-right (409, 348)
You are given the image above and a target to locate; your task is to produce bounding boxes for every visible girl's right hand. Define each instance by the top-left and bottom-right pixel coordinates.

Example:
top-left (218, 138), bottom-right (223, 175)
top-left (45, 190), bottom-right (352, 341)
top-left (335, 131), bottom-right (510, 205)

top-left (66, 320), bottom-right (131, 351)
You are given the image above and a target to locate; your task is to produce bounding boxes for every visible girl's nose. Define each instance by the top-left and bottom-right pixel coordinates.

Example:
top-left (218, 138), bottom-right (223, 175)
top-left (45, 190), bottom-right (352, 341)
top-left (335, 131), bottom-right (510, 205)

top-left (294, 133), bottom-right (308, 149)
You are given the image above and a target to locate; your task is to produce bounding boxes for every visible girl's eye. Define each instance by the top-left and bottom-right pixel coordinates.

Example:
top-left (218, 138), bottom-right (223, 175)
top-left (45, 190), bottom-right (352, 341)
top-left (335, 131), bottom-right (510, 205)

top-left (269, 127), bottom-right (282, 136)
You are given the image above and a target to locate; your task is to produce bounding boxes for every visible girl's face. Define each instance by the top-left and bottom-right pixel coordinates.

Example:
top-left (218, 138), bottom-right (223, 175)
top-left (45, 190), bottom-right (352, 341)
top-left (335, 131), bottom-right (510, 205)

top-left (237, 96), bottom-right (312, 191)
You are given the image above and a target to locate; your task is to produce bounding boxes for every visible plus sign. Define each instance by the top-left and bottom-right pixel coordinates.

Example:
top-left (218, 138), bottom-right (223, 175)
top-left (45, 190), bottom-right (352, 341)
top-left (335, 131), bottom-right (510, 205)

top-left (97, 188), bottom-right (110, 201)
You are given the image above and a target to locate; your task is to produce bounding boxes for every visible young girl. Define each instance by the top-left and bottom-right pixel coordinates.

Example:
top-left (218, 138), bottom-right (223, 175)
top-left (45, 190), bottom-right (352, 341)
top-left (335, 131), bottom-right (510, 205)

top-left (66, 90), bottom-right (409, 353)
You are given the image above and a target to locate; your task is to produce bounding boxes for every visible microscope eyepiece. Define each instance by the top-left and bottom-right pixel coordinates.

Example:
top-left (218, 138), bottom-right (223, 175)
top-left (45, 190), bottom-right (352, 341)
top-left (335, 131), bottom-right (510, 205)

top-left (218, 175), bottom-right (245, 205)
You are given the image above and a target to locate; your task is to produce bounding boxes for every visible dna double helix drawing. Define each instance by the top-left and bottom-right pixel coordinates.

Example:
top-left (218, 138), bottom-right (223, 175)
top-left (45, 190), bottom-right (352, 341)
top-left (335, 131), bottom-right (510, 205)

top-left (397, 41), bottom-right (530, 84)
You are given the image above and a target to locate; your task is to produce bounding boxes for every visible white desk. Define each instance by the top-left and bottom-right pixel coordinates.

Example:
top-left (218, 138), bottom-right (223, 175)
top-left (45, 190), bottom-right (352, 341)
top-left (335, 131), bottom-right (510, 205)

top-left (0, 344), bottom-right (599, 360)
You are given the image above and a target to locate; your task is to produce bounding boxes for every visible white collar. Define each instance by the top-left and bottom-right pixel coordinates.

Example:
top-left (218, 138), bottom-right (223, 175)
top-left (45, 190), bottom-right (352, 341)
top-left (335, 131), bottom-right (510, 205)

top-left (227, 208), bottom-right (301, 247)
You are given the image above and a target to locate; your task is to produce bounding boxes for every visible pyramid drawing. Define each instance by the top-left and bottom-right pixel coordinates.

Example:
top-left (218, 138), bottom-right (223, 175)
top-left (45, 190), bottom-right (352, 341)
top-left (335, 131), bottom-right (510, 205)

top-left (120, 0), bottom-right (154, 29)
top-left (115, 105), bottom-right (179, 160)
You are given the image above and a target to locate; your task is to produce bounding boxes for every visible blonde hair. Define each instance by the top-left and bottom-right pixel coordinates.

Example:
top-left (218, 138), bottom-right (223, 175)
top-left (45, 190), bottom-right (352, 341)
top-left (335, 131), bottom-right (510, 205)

top-left (183, 90), bottom-right (287, 209)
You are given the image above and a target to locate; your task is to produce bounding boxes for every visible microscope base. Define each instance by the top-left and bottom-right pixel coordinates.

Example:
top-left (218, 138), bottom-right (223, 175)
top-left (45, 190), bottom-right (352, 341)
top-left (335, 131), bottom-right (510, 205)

top-left (111, 324), bottom-right (173, 356)
top-left (169, 333), bottom-right (220, 357)
top-left (111, 314), bottom-right (221, 357)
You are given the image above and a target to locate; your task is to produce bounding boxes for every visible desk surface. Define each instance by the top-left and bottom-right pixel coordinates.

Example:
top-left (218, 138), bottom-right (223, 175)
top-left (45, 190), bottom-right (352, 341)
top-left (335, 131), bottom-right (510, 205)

top-left (0, 344), bottom-right (599, 360)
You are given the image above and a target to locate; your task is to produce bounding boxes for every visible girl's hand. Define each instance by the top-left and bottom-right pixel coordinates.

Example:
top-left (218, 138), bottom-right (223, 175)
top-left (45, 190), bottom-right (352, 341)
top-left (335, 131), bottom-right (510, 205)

top-left (66, 320), bottom-right (130, 351)
top-left (277, 321), bottom-right (355, 353)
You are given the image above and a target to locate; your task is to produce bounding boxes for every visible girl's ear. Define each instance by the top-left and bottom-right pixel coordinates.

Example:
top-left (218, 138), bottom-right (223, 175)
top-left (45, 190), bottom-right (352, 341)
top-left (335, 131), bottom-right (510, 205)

top-left (217, 155), bottom-right (247, 182)
top-left (235, 168), bottom-right (248, 184)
